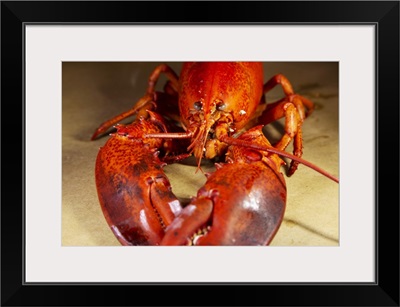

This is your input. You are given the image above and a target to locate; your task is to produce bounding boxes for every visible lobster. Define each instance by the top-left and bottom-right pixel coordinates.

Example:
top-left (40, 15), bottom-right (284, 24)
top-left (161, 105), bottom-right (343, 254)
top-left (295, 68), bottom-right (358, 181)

top-left (92, 62), bottom-right (339, 246)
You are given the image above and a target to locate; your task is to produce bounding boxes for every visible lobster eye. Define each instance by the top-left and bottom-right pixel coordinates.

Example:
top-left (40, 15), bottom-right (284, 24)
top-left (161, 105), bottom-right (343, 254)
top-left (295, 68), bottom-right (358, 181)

top-left (216, 102), bottom-right (226, 111)
top-left (193, 101), bottom-right (203, 111)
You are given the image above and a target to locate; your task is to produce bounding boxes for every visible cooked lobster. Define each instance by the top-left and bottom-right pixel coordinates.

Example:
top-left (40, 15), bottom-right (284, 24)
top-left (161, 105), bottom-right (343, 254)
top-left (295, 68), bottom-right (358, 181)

top-left (92, 62), bottom-right (338, 246)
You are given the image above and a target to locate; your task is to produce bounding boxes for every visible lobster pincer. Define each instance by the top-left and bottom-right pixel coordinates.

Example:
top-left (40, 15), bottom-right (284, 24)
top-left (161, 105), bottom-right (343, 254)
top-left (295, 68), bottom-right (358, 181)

top-left (161, 125), bottom-right (287, 246)
top-left (95, 111), bottom-right (187, 245)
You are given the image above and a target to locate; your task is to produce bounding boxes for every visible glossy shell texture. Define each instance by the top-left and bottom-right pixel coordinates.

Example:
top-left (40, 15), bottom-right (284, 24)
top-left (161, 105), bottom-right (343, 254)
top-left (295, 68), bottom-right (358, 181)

top-left (178, 62), bottom-right (264, 130)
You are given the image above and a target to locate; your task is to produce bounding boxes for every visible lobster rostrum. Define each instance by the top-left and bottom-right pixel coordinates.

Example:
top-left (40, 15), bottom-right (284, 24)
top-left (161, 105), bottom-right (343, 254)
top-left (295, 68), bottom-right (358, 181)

top-left (92, 62), bottom-right (339, 246)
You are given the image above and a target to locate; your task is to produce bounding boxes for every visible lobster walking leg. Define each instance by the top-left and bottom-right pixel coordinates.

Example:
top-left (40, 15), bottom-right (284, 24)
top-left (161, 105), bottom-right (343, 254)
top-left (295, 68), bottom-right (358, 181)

top-left (161, 126), bottom-right (287, 246)
top-left (146, 64), bottom-right (180, 94)
top-left (258, 74), bottom-right (315, 176)
top-left (91, 64), bottom-right (180, 140)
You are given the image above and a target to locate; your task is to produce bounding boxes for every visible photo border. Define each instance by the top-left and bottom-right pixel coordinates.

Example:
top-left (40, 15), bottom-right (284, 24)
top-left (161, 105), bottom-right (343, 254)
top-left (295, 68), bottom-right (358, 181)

top-left (2, 1), bottom-right (399, 306)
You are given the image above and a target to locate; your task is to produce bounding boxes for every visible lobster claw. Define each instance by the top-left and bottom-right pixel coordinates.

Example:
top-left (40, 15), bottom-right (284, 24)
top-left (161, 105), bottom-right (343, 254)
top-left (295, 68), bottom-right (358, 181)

top-left (95, 115), bottom-right (183, 245)
top-left (161, 126), bottom-right (287, 246)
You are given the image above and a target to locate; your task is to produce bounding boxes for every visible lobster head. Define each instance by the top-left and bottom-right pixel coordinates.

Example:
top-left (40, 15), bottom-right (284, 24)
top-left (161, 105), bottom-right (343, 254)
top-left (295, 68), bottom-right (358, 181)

top-left (177, 62), bottom-right (264, 164)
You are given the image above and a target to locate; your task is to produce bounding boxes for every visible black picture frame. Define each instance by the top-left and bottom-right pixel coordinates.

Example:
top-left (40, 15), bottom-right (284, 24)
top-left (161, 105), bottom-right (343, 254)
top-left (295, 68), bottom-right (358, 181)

top-left (1, 1), bottom-right (399, 306)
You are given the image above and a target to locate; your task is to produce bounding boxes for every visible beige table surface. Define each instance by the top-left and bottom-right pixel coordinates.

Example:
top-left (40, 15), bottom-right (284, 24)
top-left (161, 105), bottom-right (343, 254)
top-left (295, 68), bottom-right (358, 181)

top-left (62, 62), bottom-right (339, 246)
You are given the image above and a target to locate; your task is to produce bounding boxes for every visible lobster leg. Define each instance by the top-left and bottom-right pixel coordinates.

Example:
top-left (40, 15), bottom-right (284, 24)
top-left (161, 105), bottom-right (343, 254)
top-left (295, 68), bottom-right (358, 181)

top-left (263, 74), bottom-right (314, 116)
top-left (91, 94), bottom-right (155, 140)
top-left (146, 64), bottom-right (179, 94)
top-left (91, 64), bottom-right (180, 140)
top-left (257, 74), bottom-right (315, 176)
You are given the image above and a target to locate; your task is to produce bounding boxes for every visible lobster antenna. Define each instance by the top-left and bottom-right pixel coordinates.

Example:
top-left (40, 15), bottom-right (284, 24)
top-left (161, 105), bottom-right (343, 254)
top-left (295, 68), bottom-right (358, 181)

top-left (145, 131), bottom-right (339, 183)
top-left (220, 135), bottom-right (339, 184)
top-left (263, 147), bottom-right (338, 183)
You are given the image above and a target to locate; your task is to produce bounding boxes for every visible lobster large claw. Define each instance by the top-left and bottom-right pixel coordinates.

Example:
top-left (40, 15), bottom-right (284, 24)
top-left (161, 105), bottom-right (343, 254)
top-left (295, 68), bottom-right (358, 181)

top-left (161, 125), bottom-right (287, 246)
top-left (95, 113), bottom-right (184, 245)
